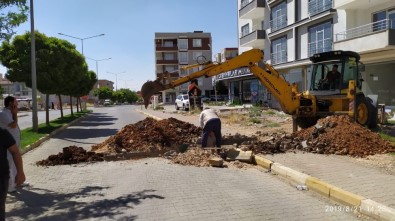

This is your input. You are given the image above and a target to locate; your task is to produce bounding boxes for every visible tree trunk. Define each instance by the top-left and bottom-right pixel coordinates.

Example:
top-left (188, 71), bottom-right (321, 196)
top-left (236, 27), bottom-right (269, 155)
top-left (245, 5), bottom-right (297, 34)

top-left (76, 97), bottom-right (80, 112)
top-left (46, 94), bottom-right (50, 125)
top-left (70, 95), bottom-right (74, 116)
top-left (58, 94), bottom-right (64, 118)
top-left (79, 98), bottom-right (83, 111)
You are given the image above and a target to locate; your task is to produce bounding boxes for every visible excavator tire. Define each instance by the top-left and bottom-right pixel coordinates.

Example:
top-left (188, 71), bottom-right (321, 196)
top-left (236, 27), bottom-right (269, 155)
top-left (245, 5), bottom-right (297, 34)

top-left (356, 96), bottom-right (377, 128)
top-left (295, 116), bottom-right (318, 129)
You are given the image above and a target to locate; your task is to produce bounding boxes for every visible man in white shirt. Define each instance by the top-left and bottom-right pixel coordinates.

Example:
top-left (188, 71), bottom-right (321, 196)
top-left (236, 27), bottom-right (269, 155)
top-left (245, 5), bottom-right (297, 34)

top-left (0, 96), bottom-right (21, 192)
top-left (199, 107), bottom-right (221, 148)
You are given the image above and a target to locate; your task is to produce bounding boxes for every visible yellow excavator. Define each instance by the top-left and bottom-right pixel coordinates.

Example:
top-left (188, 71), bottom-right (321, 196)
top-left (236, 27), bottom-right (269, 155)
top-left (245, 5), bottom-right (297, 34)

top-left (141, 49), bottom-right (377, 129)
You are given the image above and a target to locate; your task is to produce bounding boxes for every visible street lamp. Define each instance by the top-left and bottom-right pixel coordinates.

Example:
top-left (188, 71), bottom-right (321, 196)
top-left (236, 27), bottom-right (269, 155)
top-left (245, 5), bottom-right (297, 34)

top-left (107, 71), bottom-right (126, 91)
top-left (119, 78), bottom-right (134, 89)
top-left (86, 57), bottom-right (112, 88)
top-left (58, 33), bottom-right (105, 55)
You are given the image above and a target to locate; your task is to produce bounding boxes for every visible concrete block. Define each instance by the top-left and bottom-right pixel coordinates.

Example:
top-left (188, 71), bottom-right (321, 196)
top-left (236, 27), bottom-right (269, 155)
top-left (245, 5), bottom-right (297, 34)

top-left (284, 167), bottom-right (310, 185)
top-left (226, 149), bottom-right (252, 163)
top-left (305, 177), bottom-right (334, 196)
top-left (254, 155), bottom-right (273, 169)
top-left (330, 186), bottom-right (365, 207)
top-left (271, 163), bottom-right (287, 177)
top-left (209, 157), bottom-right (223, 167)
top-left (360, 199), bottom-right (395, 221)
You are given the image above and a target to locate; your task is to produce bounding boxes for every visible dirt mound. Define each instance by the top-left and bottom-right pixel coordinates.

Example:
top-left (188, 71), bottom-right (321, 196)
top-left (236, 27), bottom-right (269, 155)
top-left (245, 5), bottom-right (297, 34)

top-left (172, 147), bottom-right (218, 167)
top-left (36, 146), bottom-right (104, 166)
top-left (91, 117), bottom-right (202, 154)
top-left (292, 115), bottom-right (392, 157)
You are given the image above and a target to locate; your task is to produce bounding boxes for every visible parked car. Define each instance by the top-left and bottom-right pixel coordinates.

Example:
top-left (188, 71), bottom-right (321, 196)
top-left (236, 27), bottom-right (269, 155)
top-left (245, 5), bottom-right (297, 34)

top-left (175, 94), bottom-right (190, 111)
top-left (104, 99), bottom-right (111, 106)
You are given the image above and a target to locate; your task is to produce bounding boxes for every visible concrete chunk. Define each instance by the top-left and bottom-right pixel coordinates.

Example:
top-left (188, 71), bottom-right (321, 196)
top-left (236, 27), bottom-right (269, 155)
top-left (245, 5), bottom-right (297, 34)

top-left (208, 157), bottom-right (223, 167)
top-left (226, 149), bottom-right (253, 163)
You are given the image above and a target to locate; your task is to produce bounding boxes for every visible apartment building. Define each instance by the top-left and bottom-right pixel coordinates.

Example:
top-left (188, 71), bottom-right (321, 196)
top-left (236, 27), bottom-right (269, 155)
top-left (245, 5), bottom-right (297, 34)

top-left (154, 31), bottom-right (212, 103)
top-left (221, 0), bottom-right (395, 108)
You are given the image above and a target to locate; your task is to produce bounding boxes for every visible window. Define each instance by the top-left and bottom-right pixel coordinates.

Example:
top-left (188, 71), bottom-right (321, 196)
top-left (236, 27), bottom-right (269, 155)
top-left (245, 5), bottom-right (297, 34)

top-left (270, 1), bottom-right (287, 32)
top-left (241, 24), bottom-right (250, 37)
top-left (163, 40), bottom-right (173, 47)
top-left (271, 37), bottom-right (287, 64)
top-left (164, 52), bottom-right (175, 60)
top-left (179, 52), bottom-right (188, 64)
top-left (241, 0), bottom-right (249, 8)
top-left (164, 65), bottom-right (176, 72)
top-left (308, 0), bottom-right (332, 16)
top-left (178, 39), bottom-right (188, 50)
top-left (193, 39), bottom-right (202, 47)
top-left (308, 21), bottom-right (332, 56)
top-left (373, 10), bottom-right (387, 31)
top-left (390, 9), bottom-right (395, 29)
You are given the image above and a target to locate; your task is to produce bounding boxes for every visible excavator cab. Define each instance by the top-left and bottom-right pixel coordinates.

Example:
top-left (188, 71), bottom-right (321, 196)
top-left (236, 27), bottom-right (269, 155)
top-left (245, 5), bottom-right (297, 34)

top-left (308, 51), bottom-right (377, 128)
top-left (309, 51), bottom-right (361, 95)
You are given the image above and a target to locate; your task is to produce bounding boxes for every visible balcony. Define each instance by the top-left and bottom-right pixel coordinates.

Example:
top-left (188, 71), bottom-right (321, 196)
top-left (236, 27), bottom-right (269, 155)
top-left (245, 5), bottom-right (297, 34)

top-left (270, 14), bottom-right (287, 32)
top-left (239, 0), bottom-right (265, 20)
top-left (240, 26), bottom-right (265, 47)
top-left (308, 0), bottom-right (332, 16)
top-left (156, 59), bottom-right (178, 65)
top-left (271, 50), bottom-right (287, 65)
top-left (308, 38), bottom-right (332, 57)
top-left (334, 19), bottom-right (395, 53)
top-left (334, 0), bottom-right (393, 10)
top-left (155, 45), bottom-right (178, 51)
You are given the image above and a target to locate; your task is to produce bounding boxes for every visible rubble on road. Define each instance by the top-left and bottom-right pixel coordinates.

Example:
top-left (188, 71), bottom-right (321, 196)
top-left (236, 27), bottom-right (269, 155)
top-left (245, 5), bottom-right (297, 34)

top-left (36, 146), bottom-right (104, 166)
top-left (91, 117), bottom-right (202, 154)
top-left (37, 115), bottom-right (393, 166)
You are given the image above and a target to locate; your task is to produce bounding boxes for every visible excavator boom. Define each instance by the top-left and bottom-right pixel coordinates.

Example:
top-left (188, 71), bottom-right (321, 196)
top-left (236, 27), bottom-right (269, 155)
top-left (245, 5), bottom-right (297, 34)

top-left (141, 49), bottom-right (266, 108)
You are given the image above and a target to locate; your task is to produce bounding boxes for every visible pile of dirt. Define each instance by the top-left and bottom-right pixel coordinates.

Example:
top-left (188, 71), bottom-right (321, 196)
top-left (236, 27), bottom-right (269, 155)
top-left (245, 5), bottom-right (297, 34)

top-left (172, 147), bottom-right (218, 167)
top-left (292, 115), bottom-right (393, 157)
top-left (91, 117), bottom-right (202, 154)
top-left (36, 146), bottom-right (104, 166)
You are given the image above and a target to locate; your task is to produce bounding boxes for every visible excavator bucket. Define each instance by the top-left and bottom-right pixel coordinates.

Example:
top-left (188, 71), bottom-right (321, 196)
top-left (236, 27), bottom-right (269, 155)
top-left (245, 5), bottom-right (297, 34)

top-left (141, 79), bottom-right (166, 108)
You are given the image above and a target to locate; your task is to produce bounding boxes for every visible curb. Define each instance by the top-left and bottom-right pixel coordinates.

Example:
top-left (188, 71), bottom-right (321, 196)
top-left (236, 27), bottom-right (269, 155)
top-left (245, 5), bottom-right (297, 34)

top-left (134, 109), bottom-right (164, 121)
top-left (22, 115), bottom-right (87, 155)
top-left (254, 155), bottom-right (395, 221)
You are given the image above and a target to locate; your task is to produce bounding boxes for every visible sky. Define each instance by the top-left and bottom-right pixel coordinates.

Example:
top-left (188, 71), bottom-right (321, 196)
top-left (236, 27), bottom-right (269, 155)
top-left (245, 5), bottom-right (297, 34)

top-left (0, 0), bottom-right (239, 92)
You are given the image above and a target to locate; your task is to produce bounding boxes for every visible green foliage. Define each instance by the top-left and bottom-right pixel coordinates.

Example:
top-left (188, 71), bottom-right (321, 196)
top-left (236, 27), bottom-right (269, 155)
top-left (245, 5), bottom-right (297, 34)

top-left (248, 106), bottom-right (262, 117)
top-left (249, 118), bottom-right (261, 124)
top-left (0, 0), bottom-right (28, 40)
top-left (93, 86), bottom-right (113, 100)
top-left (112, 88), bottom-right (139, 103)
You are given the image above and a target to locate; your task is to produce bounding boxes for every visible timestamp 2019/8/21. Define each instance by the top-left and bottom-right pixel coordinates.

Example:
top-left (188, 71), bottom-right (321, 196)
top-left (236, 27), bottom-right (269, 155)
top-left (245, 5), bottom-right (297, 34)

top-left (325, 205), bottom-right (386, 213)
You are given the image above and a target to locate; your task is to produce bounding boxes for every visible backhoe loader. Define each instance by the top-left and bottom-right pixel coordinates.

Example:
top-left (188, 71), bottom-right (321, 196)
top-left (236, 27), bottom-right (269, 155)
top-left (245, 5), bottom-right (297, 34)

top-left (141, 49), bottom-right (377, 129)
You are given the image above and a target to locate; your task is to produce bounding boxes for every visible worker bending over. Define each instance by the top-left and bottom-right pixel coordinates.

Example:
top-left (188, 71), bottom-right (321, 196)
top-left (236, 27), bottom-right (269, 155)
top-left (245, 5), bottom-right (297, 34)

top-left (199, 107), bottom-right (221, 148)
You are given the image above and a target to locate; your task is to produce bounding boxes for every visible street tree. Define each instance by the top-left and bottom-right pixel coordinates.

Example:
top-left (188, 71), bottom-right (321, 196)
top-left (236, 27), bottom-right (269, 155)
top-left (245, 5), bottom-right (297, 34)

top-left (113, 88), bottom-right (138, 104)
top-left (94, 86), bottom-right (113, 101)
top-left (0, 0), bottom-right (28, 40)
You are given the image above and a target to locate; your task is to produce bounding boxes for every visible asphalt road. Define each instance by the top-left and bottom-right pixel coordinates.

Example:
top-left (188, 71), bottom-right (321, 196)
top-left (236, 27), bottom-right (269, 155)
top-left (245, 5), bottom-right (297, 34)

top-left (6, 105), bottom-right (364, 220)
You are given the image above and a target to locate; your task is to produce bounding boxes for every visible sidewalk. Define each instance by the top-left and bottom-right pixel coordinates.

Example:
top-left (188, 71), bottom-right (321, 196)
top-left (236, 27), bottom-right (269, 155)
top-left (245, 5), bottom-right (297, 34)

top-left (137, 104), bottom-right (395, 220)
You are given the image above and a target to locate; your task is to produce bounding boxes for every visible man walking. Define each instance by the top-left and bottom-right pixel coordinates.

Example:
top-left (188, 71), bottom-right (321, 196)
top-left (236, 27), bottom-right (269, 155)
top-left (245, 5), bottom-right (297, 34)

top-left (0, 96), bottom-right (21, 192)
top-left (199, 107), bottom-right (221, 148)
top-left (0, 128), bottom-right (26, 221)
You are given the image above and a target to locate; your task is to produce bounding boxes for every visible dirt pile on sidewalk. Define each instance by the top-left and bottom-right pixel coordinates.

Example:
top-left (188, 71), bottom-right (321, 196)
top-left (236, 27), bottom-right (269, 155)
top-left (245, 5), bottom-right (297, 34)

top-left (91, 117), bottom-right (202, 154)
top-left (172, 147), bottom-right (218, 167)
top-left (36, 146), bottom-right (104, 166)
top-left (292, 115), bottom-right (392, 157)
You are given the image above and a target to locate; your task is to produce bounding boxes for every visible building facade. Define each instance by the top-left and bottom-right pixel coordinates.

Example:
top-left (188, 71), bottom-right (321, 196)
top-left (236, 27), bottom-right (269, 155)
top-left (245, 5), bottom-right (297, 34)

top-left (154, 31), bottom-right (212, 103)
top-left (218, 0), bottom-right (395, 108)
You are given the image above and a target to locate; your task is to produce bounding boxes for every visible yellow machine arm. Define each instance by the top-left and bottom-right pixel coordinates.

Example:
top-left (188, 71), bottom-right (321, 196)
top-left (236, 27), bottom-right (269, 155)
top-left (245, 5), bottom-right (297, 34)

top-left (141, 49), bottom-right (300, 114)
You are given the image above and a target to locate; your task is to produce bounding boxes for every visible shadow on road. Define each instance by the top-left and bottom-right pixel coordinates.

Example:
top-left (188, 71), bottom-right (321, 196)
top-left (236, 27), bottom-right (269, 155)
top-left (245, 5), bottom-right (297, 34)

top-left (6, 187), bottom-right (164, 221)
top-left (55, 128), bottom-right (119, 140)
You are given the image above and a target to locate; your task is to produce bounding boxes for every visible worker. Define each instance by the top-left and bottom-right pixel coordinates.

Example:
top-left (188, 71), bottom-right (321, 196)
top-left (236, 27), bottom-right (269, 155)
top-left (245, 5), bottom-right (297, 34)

top-left (199, 107), bottom-right (221, 148)
top-left (323, 64), bottom-right (341, 89)
top-left (1, 128), bottom-right (26, 220)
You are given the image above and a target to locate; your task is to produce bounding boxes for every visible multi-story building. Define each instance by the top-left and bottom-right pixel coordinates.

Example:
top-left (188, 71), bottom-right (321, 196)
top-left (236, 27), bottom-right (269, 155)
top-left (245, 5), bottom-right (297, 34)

top-left (154, 31), bottom-right (212, 103)
top-left (219, 0), bottom-right (395, 108)
top-left (0, 74), bottom-right (33, 98)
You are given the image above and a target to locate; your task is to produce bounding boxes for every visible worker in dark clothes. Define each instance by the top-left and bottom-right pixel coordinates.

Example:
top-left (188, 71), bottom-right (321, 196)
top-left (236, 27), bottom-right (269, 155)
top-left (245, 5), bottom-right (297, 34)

top-left (199, 107), bottom-right (221, 148)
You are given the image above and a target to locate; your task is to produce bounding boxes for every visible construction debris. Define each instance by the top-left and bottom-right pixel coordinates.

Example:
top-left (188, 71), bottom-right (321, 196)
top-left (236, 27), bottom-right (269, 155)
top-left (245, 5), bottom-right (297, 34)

top-left (36, 115), bottom-right (393, 166)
